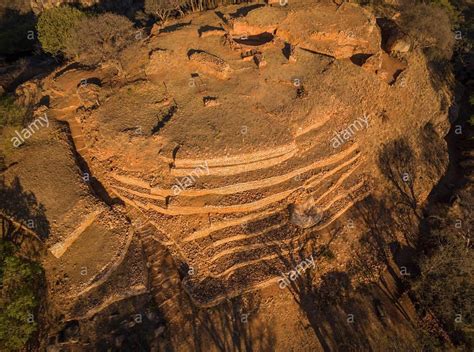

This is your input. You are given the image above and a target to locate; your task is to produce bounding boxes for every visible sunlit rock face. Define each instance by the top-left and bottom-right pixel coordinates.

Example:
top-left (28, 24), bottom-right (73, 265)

top-left (41, 0), bottom-right (450, 306)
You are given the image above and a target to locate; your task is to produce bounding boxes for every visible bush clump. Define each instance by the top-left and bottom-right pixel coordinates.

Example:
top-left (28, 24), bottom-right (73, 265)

top-left (429, 0), bottom-right (461, 25)
top-left (0, 95), bottom-right (27, 128)
top-left (145, 0), bottom-right (185, 22)
top-left (399, 3), bottom-right (455, 60)
top-left (0, 240), bottom-right (43, 351)
top-left (64, 13), bottom-right (135, 66)
top-left (37, 6), bottom-right (85, 55)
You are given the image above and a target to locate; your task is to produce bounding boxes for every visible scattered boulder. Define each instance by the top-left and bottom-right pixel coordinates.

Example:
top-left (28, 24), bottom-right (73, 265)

top-left (233, 32), bottom-right (274, 47)
top-left (283, 43), bottom-right (297, 63)
top-left (203, 96), bottom-right (219, 107)
top-left (289, 50), bottom-right (297, 63)
top-left (76, 82), bottom-right (101, 109)
top-left (362, 51), bottom-right (406, 84)
top-left (254, 53), bottom-right (267, 68)
top-left (289, 196), bottom-right (323, 229)
top-left (386, 33), bottom-right (411, 53)
top-left (15, 80), bottom-right (41, 107)
top-left (241, 49), bottom-right (258, 61)
top-left (188, 50), bottom-right (232, 79)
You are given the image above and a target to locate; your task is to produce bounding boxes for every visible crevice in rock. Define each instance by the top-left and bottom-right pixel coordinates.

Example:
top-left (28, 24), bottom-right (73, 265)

top-left (350, 53), bottom-right (373, 66)
top-left (376, 17), bottom-right (400, 53)
top-left (151, 104), bottom-right (177, 135)
top-left (53, 62), bottom-right (91, 79)
top-left (75, 77), bottom-right (101, 87)
top-left (282, 42), bottom-right (292, 60)
top-left (299, 47), bottom-right (336, 60)
top-left (233, 32), bottom-right (274, 46)
top-left (187, 48), bottom-right (205, 58)
top-left (58, 120), bottom-right (123, 207)
top-left (390, 69), bottom-right (404, 85)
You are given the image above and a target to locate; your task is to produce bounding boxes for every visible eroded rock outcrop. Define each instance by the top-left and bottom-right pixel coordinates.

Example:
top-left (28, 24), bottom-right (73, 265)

top-left (28, 0), bottom-right (450, 317)
top-left (276, 3), bottom-right (381, 58)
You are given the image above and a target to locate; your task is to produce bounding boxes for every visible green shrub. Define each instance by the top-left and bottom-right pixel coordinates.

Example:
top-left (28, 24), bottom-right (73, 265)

top-left (65, 13), bottom-right (135, 66)
top-left (0, 240), bottom-right (43, 351)
top-left (0, 95), bottom-right (27, 128)
top-left (37, 6), bottom-right (85, 55)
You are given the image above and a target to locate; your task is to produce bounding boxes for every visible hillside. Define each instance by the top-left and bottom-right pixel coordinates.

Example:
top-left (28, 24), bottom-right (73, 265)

top-left (0, 0), bottom-right (471, 350)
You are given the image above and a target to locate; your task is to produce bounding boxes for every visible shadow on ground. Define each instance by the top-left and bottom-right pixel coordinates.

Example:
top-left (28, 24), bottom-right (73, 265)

top-left (0, 176), bottom-right (49, 243)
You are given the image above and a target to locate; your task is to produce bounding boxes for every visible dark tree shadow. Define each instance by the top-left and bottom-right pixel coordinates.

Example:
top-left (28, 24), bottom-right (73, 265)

top-left (352, 195), bottom-right (396, 263)
top-left (419, 123), bottom-right (449, 180)
top-left (185, 292), bottom-right (275, 352)
top-left (229, 4), bottom-right (265, 18)
top-left (419, 120), bottom-right (467, 204)
top-left (159, 21), bottom-right (192, 34)
top-left (0, 8), bottom-right (60, 92)
top-left (137, 230), bottom-right (276, 352)
top-left (258, 208), bottom-right (418, 350)
top-left (169, 281), bottom-right (276, 352)
top-left (214, 11), bottom-right (228, 24)
top-left (254, 226), bottom-right (370, 351)
top-left (0, 176), bottom-right (50, 245)
top-left (378, 138), bottom-right (420, 220)
top-left (350, 196), bottom-right (417, 324)
top-left (198, 25), bottom-right (224, 37)
top-left (0, 8), bottom-right (36, 59)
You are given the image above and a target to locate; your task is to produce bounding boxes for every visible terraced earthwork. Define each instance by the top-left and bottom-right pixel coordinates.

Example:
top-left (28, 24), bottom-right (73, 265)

top-left (37, 0), bottom-right (450, 309)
